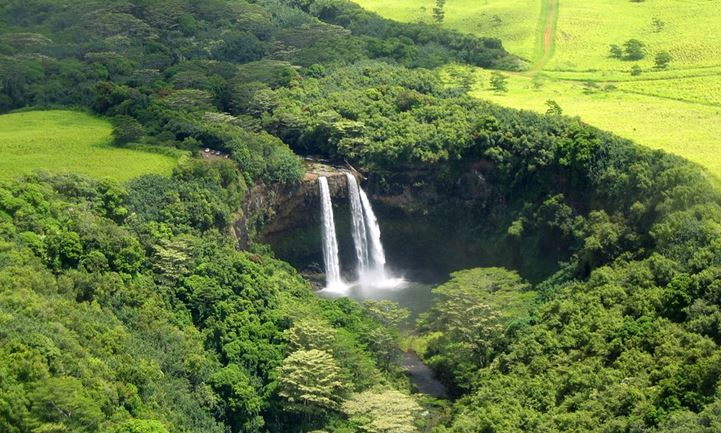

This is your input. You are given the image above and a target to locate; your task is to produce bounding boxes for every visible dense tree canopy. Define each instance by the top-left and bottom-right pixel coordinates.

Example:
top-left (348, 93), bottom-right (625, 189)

top-left (2, 1), bottom-right (721, 433)
top-left (0, 167), bottom-right (417, 433)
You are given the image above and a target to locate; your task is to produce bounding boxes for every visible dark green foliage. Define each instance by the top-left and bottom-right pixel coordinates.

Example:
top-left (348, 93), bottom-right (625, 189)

top-left (286, 0), bottom-right (513, 68)
top-left (2, 2), bottom-right (721, 433)
top-left (0, 0), bottom-right (512, 187)
top-left (0, 169), bottom-right (407, 433)
top-left (656, 51), bottom-right (672, 68)
top-left (433, 0), bottom-right (446, 23)
top-left (253, 60), bottom-right (721, 432)
top-left (545, 99), bottom-right (563, 115)
top-left (624, 38), bottom-right (647, 60)
top-left (490, 71), bottom-right (509, 92)
top-left (609, 44), bottom-right (623, 59)
top-left (112, 115), bottom-right (145, 146)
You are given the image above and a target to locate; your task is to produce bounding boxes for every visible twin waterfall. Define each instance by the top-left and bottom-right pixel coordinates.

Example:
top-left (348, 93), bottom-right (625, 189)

top-left (318, 173), bottom-right (399, 292)
top-left (318, 177), bottom-right (345, 291)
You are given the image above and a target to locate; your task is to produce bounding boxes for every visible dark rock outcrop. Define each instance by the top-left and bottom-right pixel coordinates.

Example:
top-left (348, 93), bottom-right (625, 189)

top-left (235, 161), bottom-right (355, 249)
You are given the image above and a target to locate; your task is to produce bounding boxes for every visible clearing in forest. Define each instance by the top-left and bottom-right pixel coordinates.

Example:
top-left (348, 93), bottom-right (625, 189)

top-left (0, 111), bottom-right (182, 182)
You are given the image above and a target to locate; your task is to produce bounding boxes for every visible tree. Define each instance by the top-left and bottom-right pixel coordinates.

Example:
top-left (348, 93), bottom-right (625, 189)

top-left (652, 17), bottom-right (666, 33)
top-left (489, 72), bottom-right (508, 93)
top-left (432, 0), bottom-right (445, 23)
top-left (419, 268), bottom-right (533, 391)
top-left (655, 51), bottom-right (672, 69)
top-left (623, 39), bottom-right (647, 60)
top-left (111, 115), bottom-right (144, 146)
top-left (29, 377), bottom-right (104, 432)
top-left (366, 328), bottom-right (404, 370)
top-left (631, 65), bottom-right (642, 76)
top-left (117, 419), bottom-right (170, 433)
top-left (609, 44), bottom-right (623, 59)
top-left (545, 99), bottom-right (563, 116)
top-left (363, 300), bottom-right (410, 327)
top-left (210, 365), bottom-right (265, 432)
top-left (283, 319), bottom-right (336, 352)
top-left (277, 349), bottom-right (346, 416)
top-left (343, 389), bottom-right (422, 433)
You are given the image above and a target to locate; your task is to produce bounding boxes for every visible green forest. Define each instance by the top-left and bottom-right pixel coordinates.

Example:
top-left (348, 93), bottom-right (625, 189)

top-left (1, 1), bottom-right (721, 433)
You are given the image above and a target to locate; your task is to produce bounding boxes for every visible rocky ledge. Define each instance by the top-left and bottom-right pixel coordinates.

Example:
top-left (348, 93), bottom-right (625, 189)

top-left (234, 160), bottom-right (358, 249)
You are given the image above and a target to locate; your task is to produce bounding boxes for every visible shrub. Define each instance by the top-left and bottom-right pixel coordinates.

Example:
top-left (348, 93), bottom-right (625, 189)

top-left (655, 51), bottom-right (672, 69)
top-left (624, 39), bottom-right (647, 60)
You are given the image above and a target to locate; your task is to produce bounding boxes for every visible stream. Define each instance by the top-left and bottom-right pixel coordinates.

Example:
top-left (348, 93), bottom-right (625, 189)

top-left (403, 350), bottom-right (448, 398)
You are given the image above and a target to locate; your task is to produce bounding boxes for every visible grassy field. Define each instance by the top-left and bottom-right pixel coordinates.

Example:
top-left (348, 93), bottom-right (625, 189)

top-left (355, 0), bottom-right (721, 181)
top-left (356, 0), bottom-right (541, 61)
top-left (0, 111), bottom-right (182, 182)
top-left (549, 0), bottom-right (721, 71)
top-left (456, 67), bottom-right (721, 180)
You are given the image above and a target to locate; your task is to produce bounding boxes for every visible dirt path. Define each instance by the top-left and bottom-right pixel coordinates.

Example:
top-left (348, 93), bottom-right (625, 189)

top-left (530, 0), bottom-right (559, 73)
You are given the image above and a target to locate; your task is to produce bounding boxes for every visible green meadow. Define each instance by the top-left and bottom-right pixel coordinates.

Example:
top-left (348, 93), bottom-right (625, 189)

top-left (0, 111), bottom-right (183, 182)
top-left (355, 0), bottom-right (721, 180)
top-left (460, 67), bottom-right (721, 181)
top-left (549, 0), bottom-right (721, 71)
top-left (355, 0), bottom-right (541, 61)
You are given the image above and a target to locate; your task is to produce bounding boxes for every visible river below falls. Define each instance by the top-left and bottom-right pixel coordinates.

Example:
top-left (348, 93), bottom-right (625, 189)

top-left (403, 350), bottom-right (448, 398)
top-left (318, 274), bottom-right (449, 398)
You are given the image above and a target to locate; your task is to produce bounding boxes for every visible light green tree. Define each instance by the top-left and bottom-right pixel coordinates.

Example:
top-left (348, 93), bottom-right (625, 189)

top-left (283, 319), bottom-right (336, 352)
top-left (363, 300), bottom-right (410, 327)
top-left (277, 349), bottom-right (346, 415)
top-left (343, 389), bottom-right (422, 433)
top-left (116, 419), bottom-right (169, 433)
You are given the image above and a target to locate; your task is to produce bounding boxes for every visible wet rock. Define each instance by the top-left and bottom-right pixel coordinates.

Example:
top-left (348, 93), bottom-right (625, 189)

top-left (234, 161), bottom-right (356, 249)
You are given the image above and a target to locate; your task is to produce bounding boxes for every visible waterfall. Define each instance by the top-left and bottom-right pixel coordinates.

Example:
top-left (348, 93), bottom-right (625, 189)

top-left (358, 184), bottom-right (387, 280)
top-left (318, 176), bottom-right (346, 292)
top-left (346, 173), bottom-right (370, 275)
top-left (346, 173), bottom-right (394, 285)
top-left (318, 172), bottom-right (404, 293)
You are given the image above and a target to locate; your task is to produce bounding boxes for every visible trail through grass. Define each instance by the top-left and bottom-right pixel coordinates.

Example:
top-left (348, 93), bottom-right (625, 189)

top-left (530, 0), bottom-right (558, 72)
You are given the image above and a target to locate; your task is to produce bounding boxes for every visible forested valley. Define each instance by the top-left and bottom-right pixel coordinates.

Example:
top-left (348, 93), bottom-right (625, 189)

top-left (1, 1), bottom-right (721, 433)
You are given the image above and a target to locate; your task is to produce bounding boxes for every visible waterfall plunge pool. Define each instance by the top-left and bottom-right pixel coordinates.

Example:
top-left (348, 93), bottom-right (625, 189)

top-left (316, 174), bottom-right (440, 320)
top-left (318, 275), bottom-right (436, 321)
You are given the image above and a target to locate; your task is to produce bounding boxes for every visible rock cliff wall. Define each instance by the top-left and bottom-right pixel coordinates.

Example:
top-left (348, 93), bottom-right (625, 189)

top-left (234, 161), bottom-right (356, 249)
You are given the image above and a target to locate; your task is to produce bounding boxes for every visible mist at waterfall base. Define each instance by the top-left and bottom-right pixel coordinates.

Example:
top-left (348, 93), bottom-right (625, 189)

top-left (317, 174), bottom-right (416, 306)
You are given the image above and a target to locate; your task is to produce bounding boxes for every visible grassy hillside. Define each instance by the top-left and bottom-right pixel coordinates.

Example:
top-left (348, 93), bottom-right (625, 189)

top-left (457, 66), bottom-right (721, 183)
top-left (0, 111), bottom-right (182, 182)
top-left (355, 0), bottom-right (541, 61)
top-left (549, 0), bottom-right (721, 71)
top-left (355, 0), bottom-right (721, 181)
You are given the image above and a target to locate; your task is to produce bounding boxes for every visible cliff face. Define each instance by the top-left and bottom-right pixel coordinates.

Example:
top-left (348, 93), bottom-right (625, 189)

top-left (235, 158), bottom-right (564, 283)
top-left (235, 161), bottom-right (355, 249)
top-left (235, 159), bottom-right (523, 282)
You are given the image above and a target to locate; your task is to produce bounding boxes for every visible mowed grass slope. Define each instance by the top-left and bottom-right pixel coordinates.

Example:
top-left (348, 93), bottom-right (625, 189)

top-left (0, 111), bottom-right (181, 182)
top-left (550, 0), bottom-right (721, 71)
top-left (354, 0), bottom-right (721, 181)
